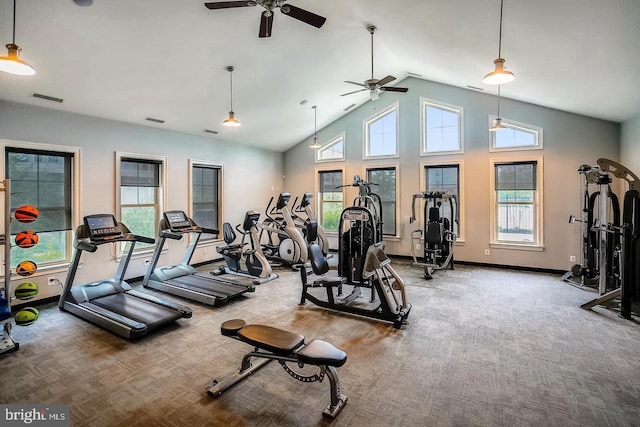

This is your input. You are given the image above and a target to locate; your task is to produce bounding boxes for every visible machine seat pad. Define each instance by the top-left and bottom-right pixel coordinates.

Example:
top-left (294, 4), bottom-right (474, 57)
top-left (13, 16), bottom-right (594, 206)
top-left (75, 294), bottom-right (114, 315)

top-left (221, 319), bottom-right (247, 337)
top-left (313, 276), bottom-right (346, 287)
top-left (238, 325), bottom-right (305, 356)
top-left (216, 243), bottom-right (245, 254)
top-left (297, 340), bottom-right (347, 367)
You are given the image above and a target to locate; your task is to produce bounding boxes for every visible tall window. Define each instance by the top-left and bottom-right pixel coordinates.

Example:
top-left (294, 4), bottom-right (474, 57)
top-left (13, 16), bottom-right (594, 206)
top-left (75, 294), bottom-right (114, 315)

top-left (492, 159), bottom-right (542, 245)
top-left (6, 148), bottom-right (74, 268)
top-left (421, 98), bottom-right (463, 155)
top-left (364, 103), bottom-right (398, 158)
top-left (118, 154), bottom-right (166, 249)
top-left (489, 117), bottom-right (543, 151)
top-left (316, 133), bottom-right (345, 162)
top-left (191, 161), bottom-right (221, 238)
top-left (424, 164), bottom-right (461, 238)
top-left (318, 170), bottom-right (343, 232)
top-left (366, 166), bottom-right (397, 236)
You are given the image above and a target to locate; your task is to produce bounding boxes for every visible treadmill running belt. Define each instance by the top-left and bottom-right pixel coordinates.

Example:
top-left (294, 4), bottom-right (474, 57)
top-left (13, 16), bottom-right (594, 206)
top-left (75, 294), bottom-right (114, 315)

top-left (166, 275), bottom-right (249, 298)
top-left (92, 293), bottom-right (183, 330)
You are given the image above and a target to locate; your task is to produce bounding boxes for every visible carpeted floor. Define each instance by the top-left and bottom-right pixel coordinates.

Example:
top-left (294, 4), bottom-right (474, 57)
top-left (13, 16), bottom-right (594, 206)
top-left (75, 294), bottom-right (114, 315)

top-left (1, 260), bottom-right (639, 427)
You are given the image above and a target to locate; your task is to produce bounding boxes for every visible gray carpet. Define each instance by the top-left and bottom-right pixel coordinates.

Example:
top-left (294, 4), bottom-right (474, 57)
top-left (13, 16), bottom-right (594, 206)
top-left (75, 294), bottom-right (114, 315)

top-left (1, 261), bottom-right (639, 427)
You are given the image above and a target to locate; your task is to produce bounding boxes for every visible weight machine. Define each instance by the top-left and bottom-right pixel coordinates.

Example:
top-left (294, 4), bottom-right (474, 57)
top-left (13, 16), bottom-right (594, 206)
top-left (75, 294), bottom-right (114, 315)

top-left (409, 191), bottom-right (458, 280)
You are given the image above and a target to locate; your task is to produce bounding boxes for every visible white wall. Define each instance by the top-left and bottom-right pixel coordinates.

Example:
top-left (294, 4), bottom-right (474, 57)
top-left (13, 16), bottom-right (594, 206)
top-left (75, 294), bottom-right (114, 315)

top-left (0, 100), bottom-right (283, 304)
top-left (284, 78), bottom-right (620, 271)
top-left (621, 113), bottom-right (640, 173)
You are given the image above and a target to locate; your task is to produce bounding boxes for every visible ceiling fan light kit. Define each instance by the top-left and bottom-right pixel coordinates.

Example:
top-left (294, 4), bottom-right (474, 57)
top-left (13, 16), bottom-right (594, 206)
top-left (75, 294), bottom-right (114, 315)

top-left (483, 0), bottom-right (514, 85)
top-left (0, 0), bottom-right (35, 76)
top-left (222, 66), bottom-right (241, 127)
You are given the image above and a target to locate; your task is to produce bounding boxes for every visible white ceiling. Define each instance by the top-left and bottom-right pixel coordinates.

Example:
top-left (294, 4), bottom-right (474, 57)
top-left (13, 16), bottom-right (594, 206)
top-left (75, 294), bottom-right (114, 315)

top-left (0, 0), bottom-right (638, 152)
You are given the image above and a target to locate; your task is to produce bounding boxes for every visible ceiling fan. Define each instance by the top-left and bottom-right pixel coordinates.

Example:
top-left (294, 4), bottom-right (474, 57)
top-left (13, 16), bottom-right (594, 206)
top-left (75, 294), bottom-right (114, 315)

top-left (204, 1), bottom-right (326, 38)
top-left (341, 25), bottom-right (408, 101)
top-left (72, 0), bottom-right (93, 6)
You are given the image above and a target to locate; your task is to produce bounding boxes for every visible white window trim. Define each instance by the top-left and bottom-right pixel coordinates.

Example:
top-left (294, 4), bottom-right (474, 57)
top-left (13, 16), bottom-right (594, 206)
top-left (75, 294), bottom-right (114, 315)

top-left (488, 115), bottom-right (544, 152)
top-left (315, 165), bottom-right (346, 236)
top-left (420, 159), bottom-right (465, 243)
top-left (315, 132), bottom-right (346, 163)
top-left (489, 155), bottom-right (544, 250)
top-left (420, 97), bottom-right (464, 156)
top-left (363, 101), bottom-right (400, 160)
top-left (188, 159), bottom-right (223, 246)
top-left (0, 139), bottom-right (81, 275)
top-left (363, 163), bottom-right (400, 240)
top-left (115, 151), bottom-right (168, 257)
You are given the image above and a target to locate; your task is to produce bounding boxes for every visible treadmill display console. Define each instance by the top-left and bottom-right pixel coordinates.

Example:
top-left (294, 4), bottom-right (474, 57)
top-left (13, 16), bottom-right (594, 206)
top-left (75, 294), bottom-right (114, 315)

top-left (84, 214), bottom-right (122, 241)
top-left (164, 210), bottom-right (193, 232)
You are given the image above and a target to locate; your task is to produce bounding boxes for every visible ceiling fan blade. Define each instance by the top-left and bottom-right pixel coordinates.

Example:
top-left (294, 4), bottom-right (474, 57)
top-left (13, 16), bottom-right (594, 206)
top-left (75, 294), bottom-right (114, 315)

top-left (344, 80), bottom-right (367, 88)
top-left (377, 75), bottom-right (396, 87)
top-left (340, 88), bottom-right (368, 96)
top-left (259, 12), bottom-right (274, 37)
top-left (281, 4), bottom-right (326, 28)
top-left (380, 86), bottom-right (409, 93)
top-left (204, 1), bottom-right (256, 10)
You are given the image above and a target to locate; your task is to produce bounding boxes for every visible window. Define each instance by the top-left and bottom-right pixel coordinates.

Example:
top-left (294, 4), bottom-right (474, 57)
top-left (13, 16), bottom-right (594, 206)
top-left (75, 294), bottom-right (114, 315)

top-left (491, 158), bottom-right (543, 247)
top-left (423, 163), bottom-right (462, 239)
top-left (6, 147), bottom-right (75, 268)
top-left (317, 169), bottom-right (344, 232)
top-left (190, 161), bottom-right (221, 238)
top-left (421, 97), bottom-right (463, 155)
top-left (117, 153), bottom-right (167, 250)
top-left (489, 116), bottom-right (543, 151)
top-left (364, 103), bottom-right (398, 158)
top-left (366, 166), bottom-right (397, 236)
top-left (316, 133), bottom-right (345, 162)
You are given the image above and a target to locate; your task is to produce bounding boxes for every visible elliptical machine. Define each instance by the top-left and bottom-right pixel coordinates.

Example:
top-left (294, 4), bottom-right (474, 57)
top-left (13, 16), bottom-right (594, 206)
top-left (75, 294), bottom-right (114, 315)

top-left (409, 191), bottom-right (458, 280)
top-left (259, 192), bottom-right (308, 267)
top-left (291, 192), bottom-right (329, 254)
top-left (215, 211), bottom-right (278, 285)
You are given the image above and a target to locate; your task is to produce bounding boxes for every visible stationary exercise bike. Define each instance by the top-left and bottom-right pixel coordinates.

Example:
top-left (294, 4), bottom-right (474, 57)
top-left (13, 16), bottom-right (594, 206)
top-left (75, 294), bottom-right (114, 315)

top-left (409, 191), bottom-right (458, 279)
top-left (259, 192), bottom-right (308, 267)
top-left (215, 211), bottom-right (278, 285)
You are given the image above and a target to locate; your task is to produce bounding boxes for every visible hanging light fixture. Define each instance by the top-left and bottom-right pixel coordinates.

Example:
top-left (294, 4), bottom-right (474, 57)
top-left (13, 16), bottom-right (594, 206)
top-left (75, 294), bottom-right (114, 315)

top-left (483, 0), bottom-right (514, 85)
top-left (222, 66), bottom-right (240, 127)
top-left (309, 105), bottom-right (321, 148)
top-left (489, 85), bottom-right (507, 131)
top-left (0, 0), bottom-right (35, 76)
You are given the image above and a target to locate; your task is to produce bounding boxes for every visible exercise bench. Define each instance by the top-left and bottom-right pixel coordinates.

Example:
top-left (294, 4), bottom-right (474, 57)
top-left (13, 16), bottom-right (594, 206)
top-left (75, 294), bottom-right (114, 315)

top-left (206, 319), bottom-right (348, 418)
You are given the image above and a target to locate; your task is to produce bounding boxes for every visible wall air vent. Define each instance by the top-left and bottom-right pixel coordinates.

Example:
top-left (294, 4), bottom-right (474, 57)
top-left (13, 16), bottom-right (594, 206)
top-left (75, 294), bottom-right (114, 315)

top-left (467, 85), bottom-right (484, 91)
top-left (32, 93), bottom-right (63, 103)
top-left (344, 103), bottom-right (356, 112)
top-left (203, 129), bottom-right (219, 134)
top-left (145, 117), bottom-right (165, 124)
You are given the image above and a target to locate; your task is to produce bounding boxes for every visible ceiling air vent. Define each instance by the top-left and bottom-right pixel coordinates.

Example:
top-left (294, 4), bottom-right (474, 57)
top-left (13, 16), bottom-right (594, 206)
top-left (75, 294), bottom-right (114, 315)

top-left (32, 93), bottom-right (63, 103)
top-left (407, 72), bottom-right (422, 78)
top-left (344, 103), bottom-right (356, 112)
top-left (145, 117), bottom-right (165, 124)
top-left (466, 85), bottom-right (484, 91)
top-left (203, 129), bottom-right (219, 134)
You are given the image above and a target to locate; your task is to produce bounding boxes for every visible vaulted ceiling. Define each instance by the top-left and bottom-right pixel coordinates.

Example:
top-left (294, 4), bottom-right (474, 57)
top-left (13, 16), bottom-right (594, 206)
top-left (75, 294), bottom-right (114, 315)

top-left (0, 0), bottom-right (638, 152)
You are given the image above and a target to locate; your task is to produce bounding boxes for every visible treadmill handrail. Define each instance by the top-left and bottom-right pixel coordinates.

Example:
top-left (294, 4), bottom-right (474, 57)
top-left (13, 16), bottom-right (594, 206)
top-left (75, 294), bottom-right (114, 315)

top-left (75, 232), bottom-right (155, 250)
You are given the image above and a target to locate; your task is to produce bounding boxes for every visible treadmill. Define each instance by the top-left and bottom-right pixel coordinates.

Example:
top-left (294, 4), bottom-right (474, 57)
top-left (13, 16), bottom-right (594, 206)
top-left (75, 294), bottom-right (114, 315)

top-left (59, 214), bottom-right (192, 339)
top-left (142, 210), bottom-right (254, 306)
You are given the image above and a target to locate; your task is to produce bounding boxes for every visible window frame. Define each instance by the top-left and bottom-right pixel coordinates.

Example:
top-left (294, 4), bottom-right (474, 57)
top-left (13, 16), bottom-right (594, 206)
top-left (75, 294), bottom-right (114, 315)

top-left (115, 151), bottom-right (168, 254)
top-left (420, 160), bottom-right (465, 242)
top-left (420, 97), bottom-right (464, 156)
top-left (488, 116), bottom-right (544, 152)
top-left (315, 132), bottom-right (346, 163)
top-left (363, 101), bottom-right (399, 160)
top-left (363, 164), bottom-right (400, 239)
top-left (1, 139), bottom-right (81, 274)
top-left (489, 156), bottom-right (544, 250)
top-left (315, 166), bottom-right (345, 235)
top-left (188, 159), bottom-right (223, 243)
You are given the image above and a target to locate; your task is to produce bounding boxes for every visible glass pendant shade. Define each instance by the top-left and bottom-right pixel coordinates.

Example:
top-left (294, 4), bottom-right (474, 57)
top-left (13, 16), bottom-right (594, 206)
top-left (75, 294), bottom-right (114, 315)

top-left (222, 66), bottom-right (240, 127)
top-left (483, 58), bottom-right (514, 85)
top-left (0, 44), bottom-right (35, 75)
top-left (222, 111), bottom-right (240, 127)
top-left (489, 117), bottom-right (507, 131)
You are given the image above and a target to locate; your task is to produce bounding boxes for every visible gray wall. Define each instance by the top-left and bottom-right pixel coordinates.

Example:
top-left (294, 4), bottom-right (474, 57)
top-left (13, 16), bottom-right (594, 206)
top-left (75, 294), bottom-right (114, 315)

top-left (284, 77), bottom-right (620, 271)
top-left (1, 100), bottom-right (283, 303)
top-left (621, 113), bottom-right (640, 173)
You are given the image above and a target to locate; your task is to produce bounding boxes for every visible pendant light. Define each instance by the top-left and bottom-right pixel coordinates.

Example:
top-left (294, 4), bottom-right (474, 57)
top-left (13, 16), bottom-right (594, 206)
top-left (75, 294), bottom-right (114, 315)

top-left (483, 0), bottom-right (514, 85)
top-left (489, 85), bottom-right (507, 131)
top-left (222, 66), bottom-right (240, 127)
top-left (0, 0), bottom-right (35, 76)
top-left (309, 105), bottom-right (321, 148)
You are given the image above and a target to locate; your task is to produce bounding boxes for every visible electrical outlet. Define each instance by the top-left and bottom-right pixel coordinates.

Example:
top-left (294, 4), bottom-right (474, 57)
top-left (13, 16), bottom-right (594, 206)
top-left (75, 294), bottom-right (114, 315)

top-left (484, 249), bottom-right (490, 256)
top-left (569, 255), bottom-right (576, 263)
top-left (416, 244), bottom-right (421, 250)
top-left (48, 277), bottom-right (57, 286)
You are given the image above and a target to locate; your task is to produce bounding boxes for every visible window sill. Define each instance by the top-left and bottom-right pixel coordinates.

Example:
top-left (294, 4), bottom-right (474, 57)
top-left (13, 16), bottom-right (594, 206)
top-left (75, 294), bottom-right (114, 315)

top-left (489, 242), bottom-right (545, 252)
